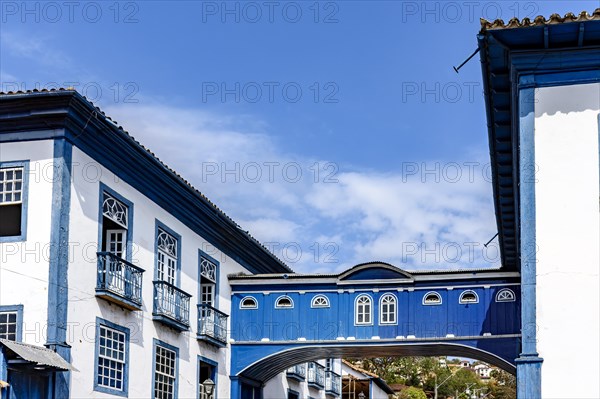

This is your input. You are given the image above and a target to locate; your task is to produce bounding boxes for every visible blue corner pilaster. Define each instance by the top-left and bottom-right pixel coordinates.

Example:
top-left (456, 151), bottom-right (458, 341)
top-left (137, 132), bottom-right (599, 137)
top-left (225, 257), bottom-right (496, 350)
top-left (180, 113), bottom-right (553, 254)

top-left (516, 355), bottom-right (543, 399)
top-left (46, 138), bottom-right (73, 398)
top-left (230, 376), bottom-right (241, 399)
top-left (516, 86), bottom-right (542, 398)
top-left (231, 376), bottom-right (263, 399)
top-left (0, 347), bottom-right (7, 382)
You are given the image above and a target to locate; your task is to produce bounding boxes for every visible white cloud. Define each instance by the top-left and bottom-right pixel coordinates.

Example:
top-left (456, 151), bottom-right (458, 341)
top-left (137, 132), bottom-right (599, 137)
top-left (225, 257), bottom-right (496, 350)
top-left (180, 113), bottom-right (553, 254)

top-left (0, 32), bottom-right (72, 70)
top-left (104, 102), bottom-right (499, 273)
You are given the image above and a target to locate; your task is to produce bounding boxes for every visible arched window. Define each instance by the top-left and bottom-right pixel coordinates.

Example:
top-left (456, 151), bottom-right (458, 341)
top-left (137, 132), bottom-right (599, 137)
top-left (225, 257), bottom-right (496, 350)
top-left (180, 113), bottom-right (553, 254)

top-left (275, 295), bottom-right (294, 309)
top-left (459, 290), bottom-right (479, 304)
top-left (496, 288), bottom-right (516, 302)
top-left (240, 296), bottom-right (258, 309)
top-left (355, 295), bottom-right (372, 325)
top-left (379, 294), bottom-right (397, 324)
top-left (422, 291), bottom-right (442, 305)
top-left (311, 295), bottom-right (330, 308)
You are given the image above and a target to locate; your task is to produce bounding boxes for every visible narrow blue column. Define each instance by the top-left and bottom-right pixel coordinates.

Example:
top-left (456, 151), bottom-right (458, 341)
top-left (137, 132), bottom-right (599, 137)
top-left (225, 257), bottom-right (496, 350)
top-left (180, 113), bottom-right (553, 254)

top-left (516, 86), bottom-right (543, 398)
top-left (0, 347), bottom-right (7, 382)
top-left (230, 376), bottom-right (241, 399)
top-left (46, 138), bottom-right (73, 398)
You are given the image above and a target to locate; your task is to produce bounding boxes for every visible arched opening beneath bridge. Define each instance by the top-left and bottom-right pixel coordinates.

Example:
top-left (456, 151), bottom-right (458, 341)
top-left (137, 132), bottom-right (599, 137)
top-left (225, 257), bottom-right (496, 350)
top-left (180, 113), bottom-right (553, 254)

top-left (237, 342), bottom-right (516, 383)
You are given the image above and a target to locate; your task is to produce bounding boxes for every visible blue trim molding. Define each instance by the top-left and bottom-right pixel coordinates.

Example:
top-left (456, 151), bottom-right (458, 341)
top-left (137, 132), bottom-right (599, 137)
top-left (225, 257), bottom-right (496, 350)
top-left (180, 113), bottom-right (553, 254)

top-left (0, 346), bottom-right (7, 386)
top-left (515, 87), bottom-right (543, 398)
top-left (93, 318), bottom-right (130, 397)
top-left (0, 160), bottom-right (29, 243)
top-left (0, 304), bottom-right (24, 341)
top-left (46, 138), bottom-right (72, 399)
top-left (198, 355), bottom-right (219, 399)
top-left (152, 339), bottom-right (179, 399)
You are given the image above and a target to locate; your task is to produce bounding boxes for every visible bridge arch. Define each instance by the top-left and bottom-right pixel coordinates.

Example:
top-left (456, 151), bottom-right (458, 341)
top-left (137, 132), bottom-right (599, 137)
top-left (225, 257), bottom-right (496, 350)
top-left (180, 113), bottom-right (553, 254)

top-left (237, 342), bottom-right (516, 382)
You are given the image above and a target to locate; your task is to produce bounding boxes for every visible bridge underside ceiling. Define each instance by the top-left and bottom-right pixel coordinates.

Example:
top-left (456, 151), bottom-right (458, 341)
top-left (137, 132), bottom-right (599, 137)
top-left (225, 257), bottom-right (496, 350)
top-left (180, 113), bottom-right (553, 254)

top-left (233, 337), bottom-right (519, 382)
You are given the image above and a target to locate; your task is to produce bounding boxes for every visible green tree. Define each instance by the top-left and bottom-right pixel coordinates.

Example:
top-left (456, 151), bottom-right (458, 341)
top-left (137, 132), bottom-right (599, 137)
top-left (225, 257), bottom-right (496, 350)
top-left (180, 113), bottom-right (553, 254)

top-left (447, 369), bottom-right (482, 398)
top-left (487, 370), bottom-right (516, 399)
top-left (398, 386), bottom-right (428, 399)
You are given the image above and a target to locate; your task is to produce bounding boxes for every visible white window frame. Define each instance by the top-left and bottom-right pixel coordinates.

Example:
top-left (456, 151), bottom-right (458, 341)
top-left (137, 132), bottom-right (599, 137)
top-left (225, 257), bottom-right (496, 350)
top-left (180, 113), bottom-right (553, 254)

top-left (495, 288), bottom-right (516, 302)
top-left (199, 256), bottom-right (217, 308)
top-left (240, 296), bottom-right (258, 309)
top-left (0, 164), bottom-right (28, 242)
top-left (96, 324), bottom-right (127, 394)
top-left (379, 294), bottom-right (397, 325)
top-left (459, 290), bottom-right (479, 304)
top-left (0, 310), bottom-right (19, 341)
top-left (157, 229), bottom-right (178, 286)
top-left (153, 343), bottom-right (178, 399)
top-left (102, 194), bottom-right (128, 229)
top-left (355, 294), bottom-right (373, 325)
top-left (311, 295), bottom-right (330, 308)
top-left (275, 295), bottom-right (294, 309)
top-left (422, 291), bottom-right (442, 305)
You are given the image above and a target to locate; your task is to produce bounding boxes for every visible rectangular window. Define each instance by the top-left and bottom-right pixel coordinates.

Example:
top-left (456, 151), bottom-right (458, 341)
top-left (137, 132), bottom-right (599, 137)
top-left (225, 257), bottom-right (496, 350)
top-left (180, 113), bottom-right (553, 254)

top-left (198, 358), bottom-right (217, 399)
top-left (0, 164), bottom-right (28, 240)
top-left (154, 341), bottom-right (178, 399)
top-left (94, 318), bottom-right (129, 397)
top-left (0, 312), bottom-right (18, 341)
top-left (199, 256), bottom-right (217, 307)
top-left (101, 190), bottom-right (130, 260)
top-left (325, 358), bottom-right (333, 372)
top-left (157, 228), bottom-right (178, 286)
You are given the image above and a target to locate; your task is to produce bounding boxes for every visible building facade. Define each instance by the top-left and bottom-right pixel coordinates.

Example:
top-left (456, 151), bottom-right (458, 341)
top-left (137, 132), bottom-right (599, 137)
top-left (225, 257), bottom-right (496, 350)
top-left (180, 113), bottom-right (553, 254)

top-left (1, 10), bottom-right (600, 399)
top-left (263, 359), bottom-right (342, 399)
top-left (479, 11), bottom-right (600, 398)
top-left (0, 89), bottom-right (294, 398)
top-left (340, 360), bottom-right (394, 399)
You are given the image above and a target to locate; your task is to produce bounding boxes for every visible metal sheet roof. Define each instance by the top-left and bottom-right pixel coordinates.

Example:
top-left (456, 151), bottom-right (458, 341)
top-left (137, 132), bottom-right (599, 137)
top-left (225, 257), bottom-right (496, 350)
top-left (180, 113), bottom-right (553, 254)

top-left (0, 339), bottom-right (77, 371)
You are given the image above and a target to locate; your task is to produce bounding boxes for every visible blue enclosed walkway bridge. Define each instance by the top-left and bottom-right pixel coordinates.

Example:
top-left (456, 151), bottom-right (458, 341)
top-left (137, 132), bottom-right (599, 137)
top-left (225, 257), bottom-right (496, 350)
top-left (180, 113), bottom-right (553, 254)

top-left (228, 262), bottom-right (521, 398)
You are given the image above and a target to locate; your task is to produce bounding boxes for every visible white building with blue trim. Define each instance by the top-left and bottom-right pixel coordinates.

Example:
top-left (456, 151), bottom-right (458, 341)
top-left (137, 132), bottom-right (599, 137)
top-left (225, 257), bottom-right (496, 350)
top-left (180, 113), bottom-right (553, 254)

top-left (1, 9), bottom-right (600, 399)
top-left (0, 89), bottom-right (294, 398)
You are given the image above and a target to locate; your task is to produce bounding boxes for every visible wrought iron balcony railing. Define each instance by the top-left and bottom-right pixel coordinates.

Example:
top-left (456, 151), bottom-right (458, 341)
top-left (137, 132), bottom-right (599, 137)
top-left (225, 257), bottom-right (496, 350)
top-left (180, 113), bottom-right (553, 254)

top-left (153, 280), bottom-right (191, 331)
top-left (307, 362), bottom-right (325, 388)
top-left (197, 304), bottom-right (228, 346)
top-left (286, 364), bottom-right (306, 381)
top-left (96, 252), bottom-right (144, 310)
top-left (325, 371), bottom-right (341, 395)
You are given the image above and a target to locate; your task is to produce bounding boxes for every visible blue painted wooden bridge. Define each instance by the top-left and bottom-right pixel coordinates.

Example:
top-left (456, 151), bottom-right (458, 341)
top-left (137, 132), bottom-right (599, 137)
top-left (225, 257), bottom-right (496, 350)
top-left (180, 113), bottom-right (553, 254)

top-left (228, 262), bottom-right (521, 398)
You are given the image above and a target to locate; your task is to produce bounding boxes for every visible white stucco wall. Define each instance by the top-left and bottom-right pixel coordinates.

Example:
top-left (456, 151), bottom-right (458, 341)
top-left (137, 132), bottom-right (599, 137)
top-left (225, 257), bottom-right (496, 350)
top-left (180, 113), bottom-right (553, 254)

top-left (534, 83), bottom-right (600, 398)
top-left (65, 147), bottom-right (255, 398)
top-left (0, 139), bottom-right (55, 347)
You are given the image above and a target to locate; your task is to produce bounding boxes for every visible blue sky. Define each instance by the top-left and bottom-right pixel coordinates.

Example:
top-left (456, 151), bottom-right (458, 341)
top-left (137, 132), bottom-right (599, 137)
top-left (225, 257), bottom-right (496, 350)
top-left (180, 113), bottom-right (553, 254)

top-left (1, 1), bottom-right (596, 273)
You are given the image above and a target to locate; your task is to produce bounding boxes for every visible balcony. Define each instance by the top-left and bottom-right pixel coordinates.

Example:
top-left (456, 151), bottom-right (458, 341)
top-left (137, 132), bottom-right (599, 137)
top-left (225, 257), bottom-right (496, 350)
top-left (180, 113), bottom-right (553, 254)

top-left (197, 304), bottom-right (228, 347)
top-left (325, 371), bottom-right (341, 396)
top-left (152, 281), bottom-right (191, 331)
top-left (307, 362), bottom-right (325, 389)
top-left (286, 364), bottom-right (306, 381)
top-left (96, 252), bottom-right (144, 310)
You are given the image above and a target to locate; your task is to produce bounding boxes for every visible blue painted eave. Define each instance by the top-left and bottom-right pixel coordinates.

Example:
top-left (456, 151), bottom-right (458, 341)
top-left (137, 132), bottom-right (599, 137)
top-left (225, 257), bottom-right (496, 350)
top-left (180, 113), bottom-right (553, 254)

top-left (477, 15), bottom-right (600, 271)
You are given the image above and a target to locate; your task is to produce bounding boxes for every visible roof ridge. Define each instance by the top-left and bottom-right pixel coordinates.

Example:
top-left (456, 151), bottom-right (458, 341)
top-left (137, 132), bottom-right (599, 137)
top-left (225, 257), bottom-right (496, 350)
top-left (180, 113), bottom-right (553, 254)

top-left (480, 8), bottom-right (600, 31)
